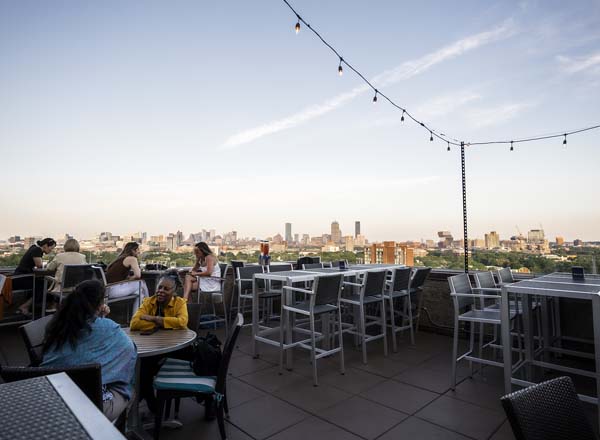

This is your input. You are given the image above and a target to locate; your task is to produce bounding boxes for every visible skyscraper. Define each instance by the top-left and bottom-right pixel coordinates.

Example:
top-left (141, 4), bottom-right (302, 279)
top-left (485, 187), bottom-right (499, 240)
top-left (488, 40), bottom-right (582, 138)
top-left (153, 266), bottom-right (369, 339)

top-left (331, 221), bottom-right (341, 244)
top-left (355, 221), bottom-right (360, 238)
top-left (285, 222), bottom-right (292, 243)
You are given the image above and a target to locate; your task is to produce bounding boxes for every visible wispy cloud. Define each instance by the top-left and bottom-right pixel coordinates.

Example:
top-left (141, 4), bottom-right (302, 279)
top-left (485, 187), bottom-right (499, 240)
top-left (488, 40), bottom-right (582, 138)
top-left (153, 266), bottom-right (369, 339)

top-left (465, 102), bottom-right (535, 128)
top-left (556, 51), bottom-right (600, 74)
top-left (221, 20), bottom-right (517, 149)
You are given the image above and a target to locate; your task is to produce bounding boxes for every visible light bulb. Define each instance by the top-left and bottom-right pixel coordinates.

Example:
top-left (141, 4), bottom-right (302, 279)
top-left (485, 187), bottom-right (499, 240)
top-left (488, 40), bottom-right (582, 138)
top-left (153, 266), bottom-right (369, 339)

top-left (401, 110), bottom-right (405, 122)
top-left (447, 142), bottom-right (450, 152)
top-left (430, 132), bottom-right (433, 142)
top-left (295, 21), bottom-right (300, 34)
top-left (510, 141), bottom-right (514, 151)
top-left (372, 90), bottom-right (378, 103)
top-left (563, 134), bottom-right (567, 145)
top-left (338, 59), bottom-right (343, 76)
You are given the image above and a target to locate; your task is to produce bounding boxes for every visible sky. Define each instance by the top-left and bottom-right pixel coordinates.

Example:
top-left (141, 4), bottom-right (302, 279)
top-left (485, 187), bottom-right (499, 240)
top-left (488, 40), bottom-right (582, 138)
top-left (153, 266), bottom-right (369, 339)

top-left (1, 0), bottom-right (599, 242)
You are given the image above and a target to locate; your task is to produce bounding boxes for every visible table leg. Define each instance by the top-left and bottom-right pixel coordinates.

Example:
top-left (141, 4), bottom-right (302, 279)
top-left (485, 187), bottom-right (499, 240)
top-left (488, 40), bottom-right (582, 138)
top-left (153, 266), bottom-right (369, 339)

top-left (126, 357), bottom-right (151, 439)
top-left (285, 279), bottom-right (294, 370)
top-left (540, 297), bottom-right (551, 363)
top-left (592, 295), bottom-right (600, 432)
top-left (252, 277), bottom-right (259, 359)
top-left (501, 286), bottom-right (512, 395)
top-left (520, 295), bottom-right (534, 381)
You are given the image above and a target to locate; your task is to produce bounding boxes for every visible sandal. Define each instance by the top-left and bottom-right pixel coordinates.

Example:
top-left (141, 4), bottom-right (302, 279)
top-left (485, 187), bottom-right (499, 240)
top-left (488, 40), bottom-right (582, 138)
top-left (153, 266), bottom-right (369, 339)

top-left (16, 309), bottom-right (32, 318)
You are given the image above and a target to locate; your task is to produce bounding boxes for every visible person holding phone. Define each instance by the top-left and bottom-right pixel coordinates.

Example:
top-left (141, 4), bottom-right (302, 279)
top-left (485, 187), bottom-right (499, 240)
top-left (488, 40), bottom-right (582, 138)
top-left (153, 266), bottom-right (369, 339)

top-left (130, 272), bottom-right (188, 415)
top-left (182, 242), bottom-right (221, 302)
top-left (15, 237), bottom-right (56, 316)
top-left (105, 242), bottom-right (149, 313)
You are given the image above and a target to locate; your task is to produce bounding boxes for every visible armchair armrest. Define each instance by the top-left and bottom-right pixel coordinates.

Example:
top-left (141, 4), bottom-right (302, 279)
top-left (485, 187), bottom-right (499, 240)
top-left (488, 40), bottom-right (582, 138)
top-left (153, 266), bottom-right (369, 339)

top-left (105, 279), bottom-right (141, 288)
top-left (343, 281), bottom-right (363, 287)
top-left (451, 292), bottom-right (501, 299)
top-left (473, 287), bottom-right (501, 293)
top-left (283, 286), bottom-right (313, 295)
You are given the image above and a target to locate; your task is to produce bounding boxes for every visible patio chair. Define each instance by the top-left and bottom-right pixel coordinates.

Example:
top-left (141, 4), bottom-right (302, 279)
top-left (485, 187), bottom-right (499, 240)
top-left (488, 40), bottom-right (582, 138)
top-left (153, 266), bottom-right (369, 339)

top-left (411, 267), bottom-right (431, 333)
top-left (448, 273), bottom-right (518, 389)
top-left (496, 267), bottom-right (515, 285)
top-left (228, 260), bottom-right (245, 315)
top-left (42, 264), bottom-right (106, 315)
top-left (302, 263), bottom-right (324, 270)
top-left (500, 376), bottom-right (597, 440)
top-left (279, 273), bottom-right (345, 386)
top-left (194, 263), bottom-right (229, 334)
top-left (153, 314), bottom-right (244, 440)
top-left (235, 265), bottom-right (265, 322)
top-left (384, 267), bottom-right (415, 350)
top-left (3, 273), bottom-right (36, 325)
top-left (0, 363), bottom-right (103, 411)
top-left (340, 269), bottom-right (388, 364)
top-left (19, 314), bottom-right (53, 366)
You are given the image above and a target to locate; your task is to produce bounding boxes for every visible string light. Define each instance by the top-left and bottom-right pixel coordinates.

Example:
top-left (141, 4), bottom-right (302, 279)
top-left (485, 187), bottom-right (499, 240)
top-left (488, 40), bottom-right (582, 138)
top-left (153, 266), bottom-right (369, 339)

top-left (283, 0), bottom-right (600, 150)
top-left (447, 142), bottom-right (451, 152)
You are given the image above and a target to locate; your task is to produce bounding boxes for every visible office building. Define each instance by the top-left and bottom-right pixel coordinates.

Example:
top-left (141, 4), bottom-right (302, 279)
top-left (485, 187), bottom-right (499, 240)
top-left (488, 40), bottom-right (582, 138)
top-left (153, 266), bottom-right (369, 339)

top-left (331, 221), bottom-right (341, 244)
top-left (285, 223), bottom-right (292, 243)
top-left (355, 221), bottom-right (361, 238)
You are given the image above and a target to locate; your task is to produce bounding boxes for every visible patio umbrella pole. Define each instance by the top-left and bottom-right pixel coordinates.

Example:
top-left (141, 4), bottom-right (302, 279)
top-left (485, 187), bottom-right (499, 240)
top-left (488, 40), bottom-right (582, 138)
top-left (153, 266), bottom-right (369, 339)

top-left (461, 142), bottom-right (469, 273)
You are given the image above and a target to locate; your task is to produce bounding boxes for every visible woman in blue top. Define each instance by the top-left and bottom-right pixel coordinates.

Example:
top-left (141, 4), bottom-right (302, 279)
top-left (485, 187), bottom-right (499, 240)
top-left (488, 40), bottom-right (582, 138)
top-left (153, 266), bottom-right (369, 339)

top-left (42, 280), bottom-right (137, 422)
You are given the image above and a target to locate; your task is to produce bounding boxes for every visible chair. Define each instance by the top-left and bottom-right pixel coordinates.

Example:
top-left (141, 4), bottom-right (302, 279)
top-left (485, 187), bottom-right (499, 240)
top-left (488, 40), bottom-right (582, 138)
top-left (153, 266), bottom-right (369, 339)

top-left (0, 363), bottom-right (103, 411)
top-left (4, 273), bottom-right (36, 324)
top-left (500, 376), bottom-right (597, 440)
top-left (235, 266), bottom-right (264, 321)
top-left (384, 267), bottom-right (415, 350)
top-left (410, 267), bottom-right (431, 333)
top-left (496, 267), bottom-right (515, 285)
top-left (228, 261), bottom-right (245, 315)
top-left (194, 263), bottom-right (229, 333)
top-left (280, 273), bottom-right (345, 386)
top-left (340, 269), bottom-right (388, 364)
top-left (19, 315), bottom-right (54, 366)
top-left (302, 263), bottom-right (324, 270)
top-left (153, 314), bottom-right (244, 440)
top-left (42, 264), bottom-right (106, 314)
top-left (448, 273), bottom-right (518, 389)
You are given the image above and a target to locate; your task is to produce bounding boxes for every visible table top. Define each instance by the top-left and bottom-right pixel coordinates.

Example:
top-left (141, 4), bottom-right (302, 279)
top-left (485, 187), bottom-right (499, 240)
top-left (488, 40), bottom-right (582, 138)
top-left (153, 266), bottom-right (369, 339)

top-left (506, 272), bottom-right (600, 299)
top-left (124, 328), bottom-right (196, 358)
top-left (0, 373), bottom-right (124, 439)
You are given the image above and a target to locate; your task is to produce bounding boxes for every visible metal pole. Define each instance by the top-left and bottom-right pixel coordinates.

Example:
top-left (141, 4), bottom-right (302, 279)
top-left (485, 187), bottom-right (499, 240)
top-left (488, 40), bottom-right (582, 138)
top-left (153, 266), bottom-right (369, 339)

top-left (461, 142), bottom-right (469, 273)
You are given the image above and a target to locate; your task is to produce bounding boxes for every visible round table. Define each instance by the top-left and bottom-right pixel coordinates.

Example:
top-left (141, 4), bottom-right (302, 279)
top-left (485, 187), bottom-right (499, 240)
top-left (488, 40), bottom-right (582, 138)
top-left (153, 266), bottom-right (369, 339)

top-left (125, 328), bottom-right (196, 439)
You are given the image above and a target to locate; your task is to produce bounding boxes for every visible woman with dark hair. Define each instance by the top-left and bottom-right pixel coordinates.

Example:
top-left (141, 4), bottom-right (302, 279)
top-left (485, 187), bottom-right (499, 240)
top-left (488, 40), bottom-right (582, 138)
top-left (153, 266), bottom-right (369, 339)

top-left (105, 241), bottom-right (149, 312)
top-left (182, 242), bottom-right (221, 302)
top-left (42, 280), bottom-right (137, 422)
top-left (15, 238), bottom-right (56, 315)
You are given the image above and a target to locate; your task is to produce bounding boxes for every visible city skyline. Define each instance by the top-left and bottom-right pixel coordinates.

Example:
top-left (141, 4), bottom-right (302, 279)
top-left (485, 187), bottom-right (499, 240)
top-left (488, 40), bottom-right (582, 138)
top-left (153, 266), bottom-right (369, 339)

top-left (1, 1), bottom-right (599, 240)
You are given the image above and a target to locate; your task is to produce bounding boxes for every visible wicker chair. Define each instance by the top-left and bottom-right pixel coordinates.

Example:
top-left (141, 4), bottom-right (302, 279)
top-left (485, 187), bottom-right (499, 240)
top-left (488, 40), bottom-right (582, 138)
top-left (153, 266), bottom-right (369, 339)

top-left (501, 376), bottom-right (597, 440)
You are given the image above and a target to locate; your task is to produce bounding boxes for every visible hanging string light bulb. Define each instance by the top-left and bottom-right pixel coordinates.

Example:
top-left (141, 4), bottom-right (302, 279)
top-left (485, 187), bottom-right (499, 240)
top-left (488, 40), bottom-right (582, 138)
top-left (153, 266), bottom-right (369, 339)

top-left (510, 141), bottom-right (514, 151)
top-left (447, 142), bottom-right (451, 152)
top-left (563, 134), bottom-right (567, 146)
top-left (401, 110), bottom-right (405, 122)
top-left (295, 19), bottom-right (300, 34)
top-left (372, 89), bottom-right (378, 103)
top-left (338, 57), bottom-right (343, 76)
top-left (429, 131), bottom-right (434, 142)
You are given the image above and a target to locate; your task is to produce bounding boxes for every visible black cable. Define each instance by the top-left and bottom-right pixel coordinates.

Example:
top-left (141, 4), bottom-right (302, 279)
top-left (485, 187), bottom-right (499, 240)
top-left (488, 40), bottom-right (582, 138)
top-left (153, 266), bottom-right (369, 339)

top-left (282, 0), bottom-right (600, 148)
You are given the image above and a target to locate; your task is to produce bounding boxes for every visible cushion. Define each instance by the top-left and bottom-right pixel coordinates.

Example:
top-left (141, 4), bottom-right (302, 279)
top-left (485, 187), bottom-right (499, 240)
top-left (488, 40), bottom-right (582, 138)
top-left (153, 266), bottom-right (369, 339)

top-left (153, 358), bottom-right (216, 393)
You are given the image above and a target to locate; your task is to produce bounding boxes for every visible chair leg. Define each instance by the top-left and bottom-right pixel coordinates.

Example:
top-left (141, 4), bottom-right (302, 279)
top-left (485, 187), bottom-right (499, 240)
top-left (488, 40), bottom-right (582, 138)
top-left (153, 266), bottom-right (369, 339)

top-left (360, 304), bottom-right (367, 364)
top-left (389, 297), bottom-right (397, 352)
top-left (165, 399), bottom-right (172, 419)
top-left (415, 292), bottom-right (424, 333)
top-left (174, 397), bottom-right (180, 419)
top-left (216, 399), bottom-right (226, 440)
top-left (381, 299), bottom-right (388, 357)
top-left (471, 321), bottom-right (477, 377)
top-left (451, 316), bottom-right (460, 390)
top-left (279, 305), bottom-right (285, 375)
top-left (154, 394), bottom-right (165, 440)
top-left (310, 314), bottom-right (318, 386)
top-left (338, 307), bottom-right (345, 374)
top-left (223, 394), bottom-right (229, 416)
top-left (407, 295), bottom-right (415, 345)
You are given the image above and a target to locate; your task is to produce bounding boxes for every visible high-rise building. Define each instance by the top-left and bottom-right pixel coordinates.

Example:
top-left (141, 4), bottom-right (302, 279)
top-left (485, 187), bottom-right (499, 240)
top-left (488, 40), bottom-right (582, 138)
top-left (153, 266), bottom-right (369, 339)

top-left (166, 234), bottom-right (177, 251)
top-left (437, 231), bottom-right (453, 248)
top-left (555, 236), bottom-right (565, 246)
top-left (24, 237), bottom-right (36, 248)
top-left (176, 230), bottom-right (184, 247)
top-left (528, 229), bottom-right (545, 243)
top-left (294, 233), bottom-right (299, 244)
top-left (301, 234), bottom-right (310, 245)
top-left (365, 241), bottom-right (414, 266)
top-left (285, 223), bottom-right (292, 243)
top-left (344, 235), bottom-right (355, 251)
top-left (574, 239), bottom-right (583, 246)
top-left (355, 221), bottom-right (361, 238)
top-left (484, 231), bottom-right (500, 249)
top-left (331, 221), bottom-right (341, 244)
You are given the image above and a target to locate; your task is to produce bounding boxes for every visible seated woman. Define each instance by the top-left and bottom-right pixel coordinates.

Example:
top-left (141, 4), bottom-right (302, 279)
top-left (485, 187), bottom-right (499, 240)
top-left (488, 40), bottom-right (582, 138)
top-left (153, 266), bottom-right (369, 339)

top-left (131, 272), bottom-right (188, 414)
top-left (44, 238), bottom-right (87, 311)
top-left (105, 241), bottom-right (149, 313)
top-left (42, 280), bottom-right (137, 422)
top-left (15, 238), bottom-right (56, 316)
top-left (182, 242), bottom-right (221, 302)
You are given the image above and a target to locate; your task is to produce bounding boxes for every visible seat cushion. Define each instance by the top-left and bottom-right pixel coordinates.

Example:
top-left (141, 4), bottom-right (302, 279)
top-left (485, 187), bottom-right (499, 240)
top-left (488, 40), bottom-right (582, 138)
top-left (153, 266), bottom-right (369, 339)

top-left (153, 358), bottom-right (216, 393)
top-left (286, 301), bottom-right (338, 315)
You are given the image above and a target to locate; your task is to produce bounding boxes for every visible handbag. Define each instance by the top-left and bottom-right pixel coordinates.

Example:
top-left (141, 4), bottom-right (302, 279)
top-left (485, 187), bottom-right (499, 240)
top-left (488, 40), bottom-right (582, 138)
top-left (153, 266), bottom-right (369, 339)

top-left (190, 332), bottom-right (222, 376)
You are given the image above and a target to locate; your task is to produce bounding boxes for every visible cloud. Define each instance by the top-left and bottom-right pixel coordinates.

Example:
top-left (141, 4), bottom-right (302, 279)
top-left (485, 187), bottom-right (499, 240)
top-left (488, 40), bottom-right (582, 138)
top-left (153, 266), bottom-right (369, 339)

top-left (465, 102), bottom-right (535, 128)
top-left (221, 20), bottom-right (517, 149)
top-left (556, 51), bottom-right (600, 74)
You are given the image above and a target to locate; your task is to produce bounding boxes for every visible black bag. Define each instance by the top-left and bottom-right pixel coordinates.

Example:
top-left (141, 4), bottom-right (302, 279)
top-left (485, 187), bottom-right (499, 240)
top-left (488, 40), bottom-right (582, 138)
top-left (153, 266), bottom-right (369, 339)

top-left (190, 332), bottom-right (222, 376)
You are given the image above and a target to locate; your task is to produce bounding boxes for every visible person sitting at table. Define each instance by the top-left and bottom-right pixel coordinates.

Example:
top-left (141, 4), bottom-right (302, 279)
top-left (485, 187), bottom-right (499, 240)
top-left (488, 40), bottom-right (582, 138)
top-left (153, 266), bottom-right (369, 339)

top-left (182, 242), bottom-right (221, 302)
top-left (41, 280), bottom-right (137, 422)
top-left (131, 271), bottom-right (189, 415)
top-left (105, 241), bottom-right (149, 313)
top-left (44, 238), bottom-right (87, 311)
top-left (14, 237), bottom-right (56, 316)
